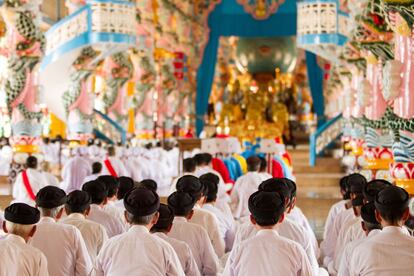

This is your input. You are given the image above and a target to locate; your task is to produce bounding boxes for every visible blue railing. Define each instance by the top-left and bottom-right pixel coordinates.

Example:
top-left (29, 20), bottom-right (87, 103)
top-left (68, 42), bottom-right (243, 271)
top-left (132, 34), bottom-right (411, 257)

top-left (309, 114), bottom-right (343, 166)
top-left (93, 109), bottom-right (127, 145)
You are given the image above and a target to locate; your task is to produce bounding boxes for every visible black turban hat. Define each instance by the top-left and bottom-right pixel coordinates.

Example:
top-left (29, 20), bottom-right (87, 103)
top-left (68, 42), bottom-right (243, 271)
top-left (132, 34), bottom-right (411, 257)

top-left (363, 179), bottom-right (392, 202)
top-left (361, 202), bottom-right (379, 225)
top-left (124, 187), bottom-right (160, 216)
top-left (5, 203), bottom-right (40, 225)
top-left (176, 175), bottom-right (204, 197)
top-left (66, 190), bottom-right (91, 213)
top-left (347, 173), bottom-right (367, 193)
top-left (375, 186), bottom-right (409, 213)
top-left (36, 186), bottom-right (67, 208)
top-left (248, 190), bottom-right (285, 221)
top-left (258, 178), bottom-right (289, 202)
top-left (168, 191), bottom-right (196, 216)
top-left (153, 204), bottom-right (174, 230)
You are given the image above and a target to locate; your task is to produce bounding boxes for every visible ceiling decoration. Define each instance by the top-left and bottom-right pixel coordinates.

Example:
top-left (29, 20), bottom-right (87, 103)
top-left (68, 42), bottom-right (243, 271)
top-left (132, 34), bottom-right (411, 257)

top-left (237, 0), bottom-right (286, 20)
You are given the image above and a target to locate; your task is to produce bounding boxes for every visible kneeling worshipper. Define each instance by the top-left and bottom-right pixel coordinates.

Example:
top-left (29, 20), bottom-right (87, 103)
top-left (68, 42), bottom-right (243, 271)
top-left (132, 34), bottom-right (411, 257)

top-left (61, 190), bottom-right (108, 263)
top-left (82, 180), bottom-right (126, 237)
top-left (95, 187), bottom-right (185, 275)
top-left (349, 186), bottom-right (414, 275)
top-left (176, 175), bottom-right (225, 258)
top-left (233, 178), bottom-right (326, 276)
top-left (82, 162), bottom-right (103, 183)
top-left (151, 204), bottom-right (201, 276)
top-left (30, 186), bottom-right (93, 276)
top-left (224, 190), bottom-right (313, 276)
top-left (113, 176), bottom-right (136, 210)
top-left (12, 156), bottom-right (49, 206)
top-left (337, 202), bottom-right (382, 276)
top-left (61, 147), bottom-right (92, 193)
top-left (97, 175), bottom-right (123, 218)
top-left (101, 146), bottom-right (129, 177)
top-left (168, 191), bottom-right (220, 276)
top-left (0, 203), bottom-right (49, 276)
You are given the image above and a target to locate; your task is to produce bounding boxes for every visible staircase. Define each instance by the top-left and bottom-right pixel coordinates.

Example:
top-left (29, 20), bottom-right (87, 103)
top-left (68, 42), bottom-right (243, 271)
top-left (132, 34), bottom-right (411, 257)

top-left (291, 146), bottom-right (344, 240)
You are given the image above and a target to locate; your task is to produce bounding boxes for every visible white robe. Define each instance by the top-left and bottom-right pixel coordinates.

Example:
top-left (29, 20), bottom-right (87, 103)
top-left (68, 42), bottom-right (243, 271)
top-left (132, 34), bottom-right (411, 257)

top-left (154, 232), bottom-right (201, 276)
top-left (203, 202), bottom-right (236, 252)
top-left (61, 156), bottom-right (91, 193)
top-left (30, 217), bottom-right (92, 276)
top-left (12, 168), bottom-right (49, 206)
top-left (190, 207), bottom-right (225, 258)
top-left (42, 171), bottom-right (60, 187)
top-left (0, 234), bottom-right (49, 276)
top-left (224, 229), bottom-right (313, 276)
top-left (168, 217), bottom-right (220, 276)
top-left (101, 157), bottom-right (129, 177)
top-left (60, 213), bottom-right (108, 263)
top-left (95, 225), bottom-right (184, 276)
top-left (349, 226), bottom-right (414, 276)
top-left (82, 173), bottom-right (101, 184)
top-left (230, 172), bottom-right (263, 220)
top-left (87, 204), bottom-right (125, 238)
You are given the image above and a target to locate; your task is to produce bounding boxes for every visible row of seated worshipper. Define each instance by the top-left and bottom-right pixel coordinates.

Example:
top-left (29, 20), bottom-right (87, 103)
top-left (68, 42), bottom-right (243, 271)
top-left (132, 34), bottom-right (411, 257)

top-left (320, 173), bottom-right (414, 275)
top-left (1, 167), bottom-right (329, 275)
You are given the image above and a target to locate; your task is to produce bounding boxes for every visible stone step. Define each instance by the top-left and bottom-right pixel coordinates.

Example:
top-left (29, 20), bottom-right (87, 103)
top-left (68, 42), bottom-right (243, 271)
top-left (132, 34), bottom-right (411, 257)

top-left (295, 172), bottom-right (343, 188)
top-left (0, 195), bottom-right (11, 210)
top-left (294, 163), bottom-right (343, 174)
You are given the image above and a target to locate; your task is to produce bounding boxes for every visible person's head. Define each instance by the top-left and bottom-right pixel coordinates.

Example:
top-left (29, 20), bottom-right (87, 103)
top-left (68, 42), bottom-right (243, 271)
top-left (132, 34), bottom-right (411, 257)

top-left (183, 158), bottom-right (196, 173)
top-left (107, 146), bottom-right (116, 157)
top-left (36, 186), bottom-right (67, 220)
top-left (65, 190), bottom-right (91, 216)
top-left (168, 191), bottom-right (196, 219)
top-left (97, 175), bottom-right (119, 200)
top-left (249, 190), bottom-right (285, 228)
top-left (200, 178), bottom-right (217, 203)
top-left (363, 179), bottom-right (392, 203)
top-left (375, 186), bottom-right (410, 227)
top-left (151, 204), bottom-right (174, 233)
top-left (82, 180), bottom-right (108, 205)
top-left (26, 156), bottom-right (38, 169)
top-left (139, 179), bottom-right (157, 192)
top-left (123, 187), bottom-right (160, 228)
top-left (3, 203), bottom-right (40, 242)
top-left (92, 162), bottom-right (102, 174)
top-left (194, 153), bottom-right (207, 167)
top-left (203, 153), bottom-right (213, 165)
top-left (347, 173), bottom-right (367, 199)
top-left (258, 178), bottom-right (291, 210)
top-left (360, 202), bottom-right (382, 235)
top-left (87, 138), bottom-right (95, 146)
top-left (117, 176), bottom-right (135, 200)
top-left (43, 137), bottom-right (50, 144)
top-left (176, 175), bottom-right (205, 204)
top-left (282, 178), bottom-right (297, 210)
top-left (247, 156), bottom-right (261, 172)
top-left (259, 157), bottom-right (267, 173)
top-left (351, 194), bottom-right (364, 217)
top-left (339, 175), bottom-right (350, 200)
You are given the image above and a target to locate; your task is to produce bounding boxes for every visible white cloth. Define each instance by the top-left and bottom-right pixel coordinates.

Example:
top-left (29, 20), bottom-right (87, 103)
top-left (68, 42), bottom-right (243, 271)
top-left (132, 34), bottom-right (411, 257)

top-left (30, 217), bottom-right (92, 276)
top-left (337, 229), bottom-right (381, 276)
top-left (60, 213), bottom-right (108, 263)
top-left (258, 172), bottom-right (273, 181)
top-left (154, 232), bottom-right (201, 276)
top-left (82, 173), bottom-right (100, 184)
top-left (234, 218), bottom-right (320, 276)
top-left (288, 206), bottom-right (319, 258)
top-left (12, 168), bottom-right (49, 206)
top-left (95, 225), bottom-right (184, 276)
top-left (195, 166), bottom-right (230, 204)
top-left (101, 157), bottom-right (129, 177)
top-left (322, 208), bottom-right (355, 267)
top-left (42, 143), bottom-right (60, 165)
top-left (224, 229), bottom-right (313, 276)
top-left (42, 171), bottom-right (60, 187)
top-left (190, 207), bottom-right (225, 258)
top-left (203, 202), bottom-right (236, 252)
top-left (349, 226), bottom-right (414, 276)
top-left (0, 146), bottom-right (12, 176)
top-left (0, 234), bottom-right (49, 276)
top-left (168, 217), bottom-right (219, 276)
top-left (61, 156), bottom-right (91, 193)
top-left (87, 204), bottom-right (125, 238)
top-left (230, 172), bottom-right (263, 220)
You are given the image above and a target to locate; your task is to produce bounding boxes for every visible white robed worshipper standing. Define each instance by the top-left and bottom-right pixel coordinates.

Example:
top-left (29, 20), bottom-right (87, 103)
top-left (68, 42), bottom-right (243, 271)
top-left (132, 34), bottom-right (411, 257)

top-left (0, 144), bottom-right (12, 176)
top-left (349, 186), bottom-right (414, 276)
top-left (175, 175), bottom-right (226, 258)
top-left (82, 180), bottom-right (125, 237)
top-left (13, 156), bottom-right (49, 206)
top-left (61, 191), bottom-right (109, 263)
top-left (151, 204), bottom-right (201, 276)
top-left (0, 203), bottom-right (49, 276)
top-left (61, 147), bottom-right (91, 193)
top-left (230, 156), bottom-right (264, 220)
top-left (30, 186), bottom-right (93, 276)
top-left (224, 190), bottom-right (313, 276)
top-left (95, 188), bottom-right (185, 275)
top-left (168, 191), bottom-right (220, 276)
top-left (101, 146), bottom-right (129, 177)
top-left (82, 162), bottom-right (103, 183)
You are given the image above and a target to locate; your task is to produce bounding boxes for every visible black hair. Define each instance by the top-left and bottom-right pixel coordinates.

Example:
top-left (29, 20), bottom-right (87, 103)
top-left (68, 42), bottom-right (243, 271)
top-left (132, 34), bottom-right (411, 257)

top-left (117, 176), bottom-right (135, 200)
top-left (183, 158), bottom-right (196, 173)
top-left (82, 180), bottom-right (107, 204)
top-left (339, 176), bottom-right (350, 200)
top-left (259, 157), bottom-right (267, 172)
top-left (194, 154), bottom-right (207, 166)
top-left (377, 207), bottom-right (407, 225)
top-left (97, 175), bottom-right (119, 198)
top-left (247, 156), bottom-right (261, 172)
top-left (203, 153), bottom-right (213, 164)
top-left (26, 156), bottom-right (38, 169)
top-left (92, 162), bottom-right (102, 174)
top-left (139, 179), bottom-right (158, 192)
top-left (253, 216), bottom-right (281, 227)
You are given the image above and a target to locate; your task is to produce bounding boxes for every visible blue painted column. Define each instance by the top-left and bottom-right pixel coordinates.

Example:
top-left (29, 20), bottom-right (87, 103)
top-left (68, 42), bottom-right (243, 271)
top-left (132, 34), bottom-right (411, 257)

top-left (305, 51), bottom-right (325, 126)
